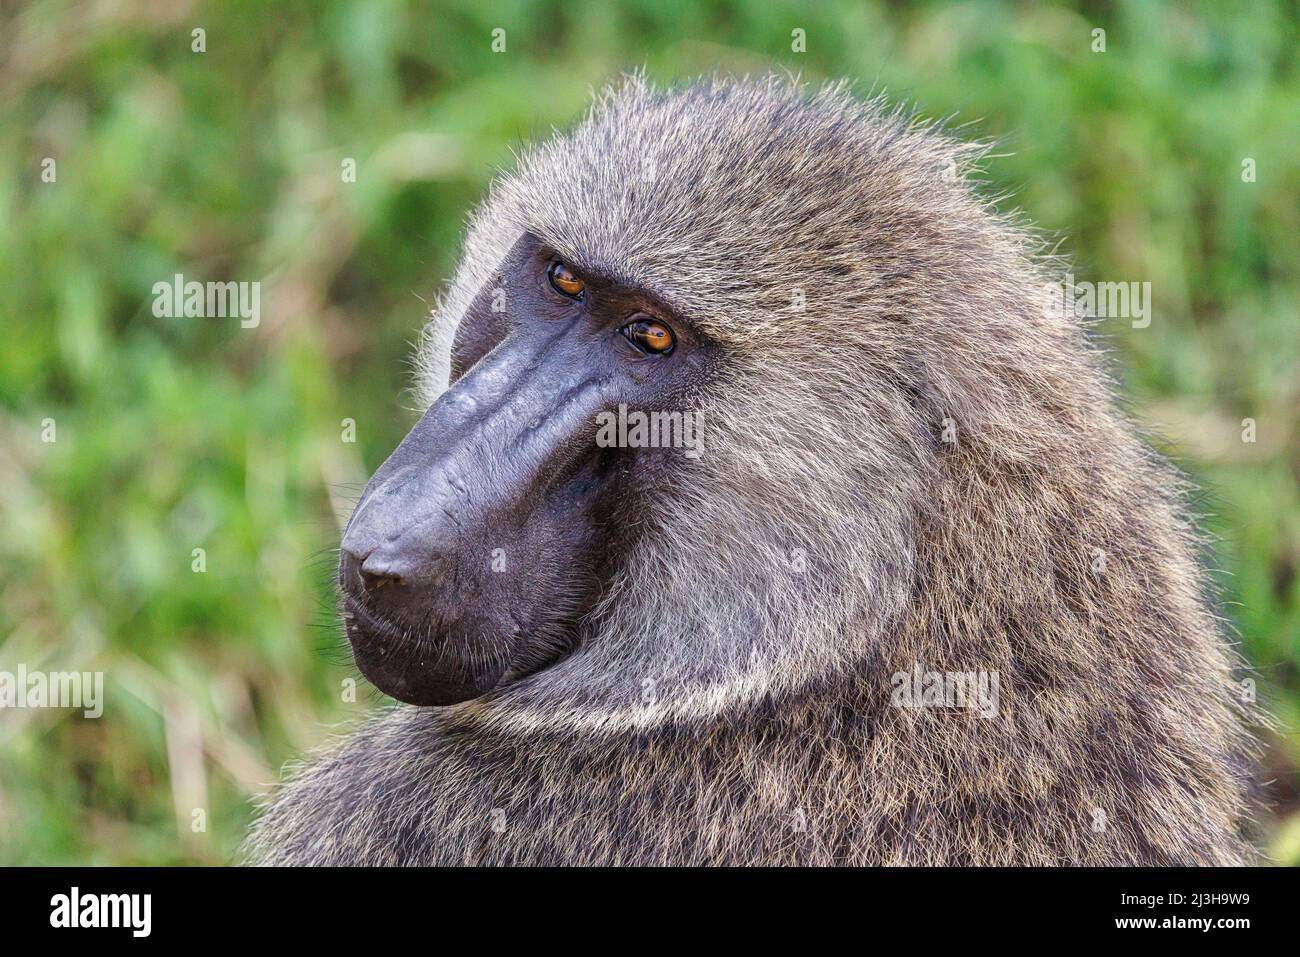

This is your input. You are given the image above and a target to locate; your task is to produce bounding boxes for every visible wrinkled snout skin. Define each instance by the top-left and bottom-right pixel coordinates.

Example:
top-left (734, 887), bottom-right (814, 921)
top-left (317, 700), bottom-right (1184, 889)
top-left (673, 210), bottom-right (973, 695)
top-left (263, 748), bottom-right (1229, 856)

top-left (337, 226), bottom-right (715, 706)
top-left (339, 318), bottom-right (621, 705)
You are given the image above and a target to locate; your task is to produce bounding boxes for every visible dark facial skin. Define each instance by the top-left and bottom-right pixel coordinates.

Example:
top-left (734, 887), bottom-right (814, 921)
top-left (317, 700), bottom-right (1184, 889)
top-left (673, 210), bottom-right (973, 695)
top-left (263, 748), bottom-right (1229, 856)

top-left (338, 234), bottom-right (711, 705)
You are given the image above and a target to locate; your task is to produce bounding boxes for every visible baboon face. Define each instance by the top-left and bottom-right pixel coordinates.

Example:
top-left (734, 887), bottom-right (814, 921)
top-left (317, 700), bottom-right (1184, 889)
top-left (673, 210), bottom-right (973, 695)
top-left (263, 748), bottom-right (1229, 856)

top-left (338, 78), bottom-right (947, 717)
top-left (339, 233), bottom-right (715, 706)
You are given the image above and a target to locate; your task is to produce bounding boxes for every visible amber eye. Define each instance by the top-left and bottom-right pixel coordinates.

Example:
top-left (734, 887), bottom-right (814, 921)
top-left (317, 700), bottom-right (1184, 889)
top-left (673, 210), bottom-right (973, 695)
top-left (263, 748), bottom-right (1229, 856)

top-left (548, 260), bottom-right (585, 298)
top-left (621, 316), bottom-right (675, 355)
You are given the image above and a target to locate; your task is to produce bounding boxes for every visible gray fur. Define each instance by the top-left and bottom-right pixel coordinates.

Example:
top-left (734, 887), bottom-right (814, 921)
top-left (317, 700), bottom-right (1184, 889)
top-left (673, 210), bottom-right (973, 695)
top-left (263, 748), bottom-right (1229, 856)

top-left (246, 75), bottom-right (1259, 865)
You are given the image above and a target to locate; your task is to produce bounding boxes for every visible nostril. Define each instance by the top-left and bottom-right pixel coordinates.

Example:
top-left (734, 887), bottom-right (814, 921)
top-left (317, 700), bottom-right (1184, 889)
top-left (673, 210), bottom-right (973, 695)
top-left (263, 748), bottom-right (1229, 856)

top-left (361, 566), bottom-right (404, 590)
top-left (359, 553), bottom-right (407, 590)
top-left (340, 544), bottom-right (409, 593)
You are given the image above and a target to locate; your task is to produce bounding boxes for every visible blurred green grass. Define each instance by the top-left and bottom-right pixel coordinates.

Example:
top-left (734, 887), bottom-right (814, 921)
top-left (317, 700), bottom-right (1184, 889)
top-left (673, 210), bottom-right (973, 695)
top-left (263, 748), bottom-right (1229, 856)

top-left (0, 0), bottom-right (1296, 864)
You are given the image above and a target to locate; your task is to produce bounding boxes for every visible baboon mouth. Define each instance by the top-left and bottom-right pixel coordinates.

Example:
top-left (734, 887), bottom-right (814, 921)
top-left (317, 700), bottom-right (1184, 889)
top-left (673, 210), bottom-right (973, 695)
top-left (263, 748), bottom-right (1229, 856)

top-left (341, 596), bottom-right (514, 706)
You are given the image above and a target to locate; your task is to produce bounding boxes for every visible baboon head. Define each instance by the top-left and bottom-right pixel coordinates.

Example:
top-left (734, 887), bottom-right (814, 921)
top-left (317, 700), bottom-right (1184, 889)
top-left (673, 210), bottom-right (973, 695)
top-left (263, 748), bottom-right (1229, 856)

top-left (339, 75), bottom-right (1052, 718)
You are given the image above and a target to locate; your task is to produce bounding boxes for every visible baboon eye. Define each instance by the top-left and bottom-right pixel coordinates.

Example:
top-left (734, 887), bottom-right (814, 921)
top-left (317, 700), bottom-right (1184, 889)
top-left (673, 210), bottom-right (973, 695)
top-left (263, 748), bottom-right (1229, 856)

top-left (621, 316), bottom-right (675, 355)
top-left (548, 260), bottom-right (585, 298)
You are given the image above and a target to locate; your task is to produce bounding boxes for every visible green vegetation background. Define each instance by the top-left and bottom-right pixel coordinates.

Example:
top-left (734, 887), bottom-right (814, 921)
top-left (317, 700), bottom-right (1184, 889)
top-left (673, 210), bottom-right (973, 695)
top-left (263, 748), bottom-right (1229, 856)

top-left (1, 0), bottom-right (1296, 864)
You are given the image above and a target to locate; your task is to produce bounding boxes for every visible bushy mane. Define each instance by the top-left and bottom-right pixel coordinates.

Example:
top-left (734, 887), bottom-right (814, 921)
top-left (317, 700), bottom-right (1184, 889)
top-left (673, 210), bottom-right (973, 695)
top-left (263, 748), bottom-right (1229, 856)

top-left (249, 75), bottom-right (1259, 865)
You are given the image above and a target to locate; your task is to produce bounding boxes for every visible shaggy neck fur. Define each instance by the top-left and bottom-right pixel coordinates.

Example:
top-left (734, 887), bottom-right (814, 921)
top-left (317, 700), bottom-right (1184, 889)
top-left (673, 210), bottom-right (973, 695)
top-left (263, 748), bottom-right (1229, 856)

top-left (247, 76), bottom-right (1258, 865)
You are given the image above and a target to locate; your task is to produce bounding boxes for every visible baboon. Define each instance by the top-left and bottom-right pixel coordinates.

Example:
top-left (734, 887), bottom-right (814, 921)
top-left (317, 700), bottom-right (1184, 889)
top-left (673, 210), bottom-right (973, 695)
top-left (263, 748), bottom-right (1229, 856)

top-left (247, 75), bottom-right (1259, 865)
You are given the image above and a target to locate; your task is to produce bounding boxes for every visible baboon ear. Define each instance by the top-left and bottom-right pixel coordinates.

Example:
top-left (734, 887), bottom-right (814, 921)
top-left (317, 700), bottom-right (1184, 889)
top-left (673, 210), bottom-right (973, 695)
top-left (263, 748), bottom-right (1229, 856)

top-left (908, 346), bottom-right (1001, 449)
top-left (898, 353), bottom-right (954, 448)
